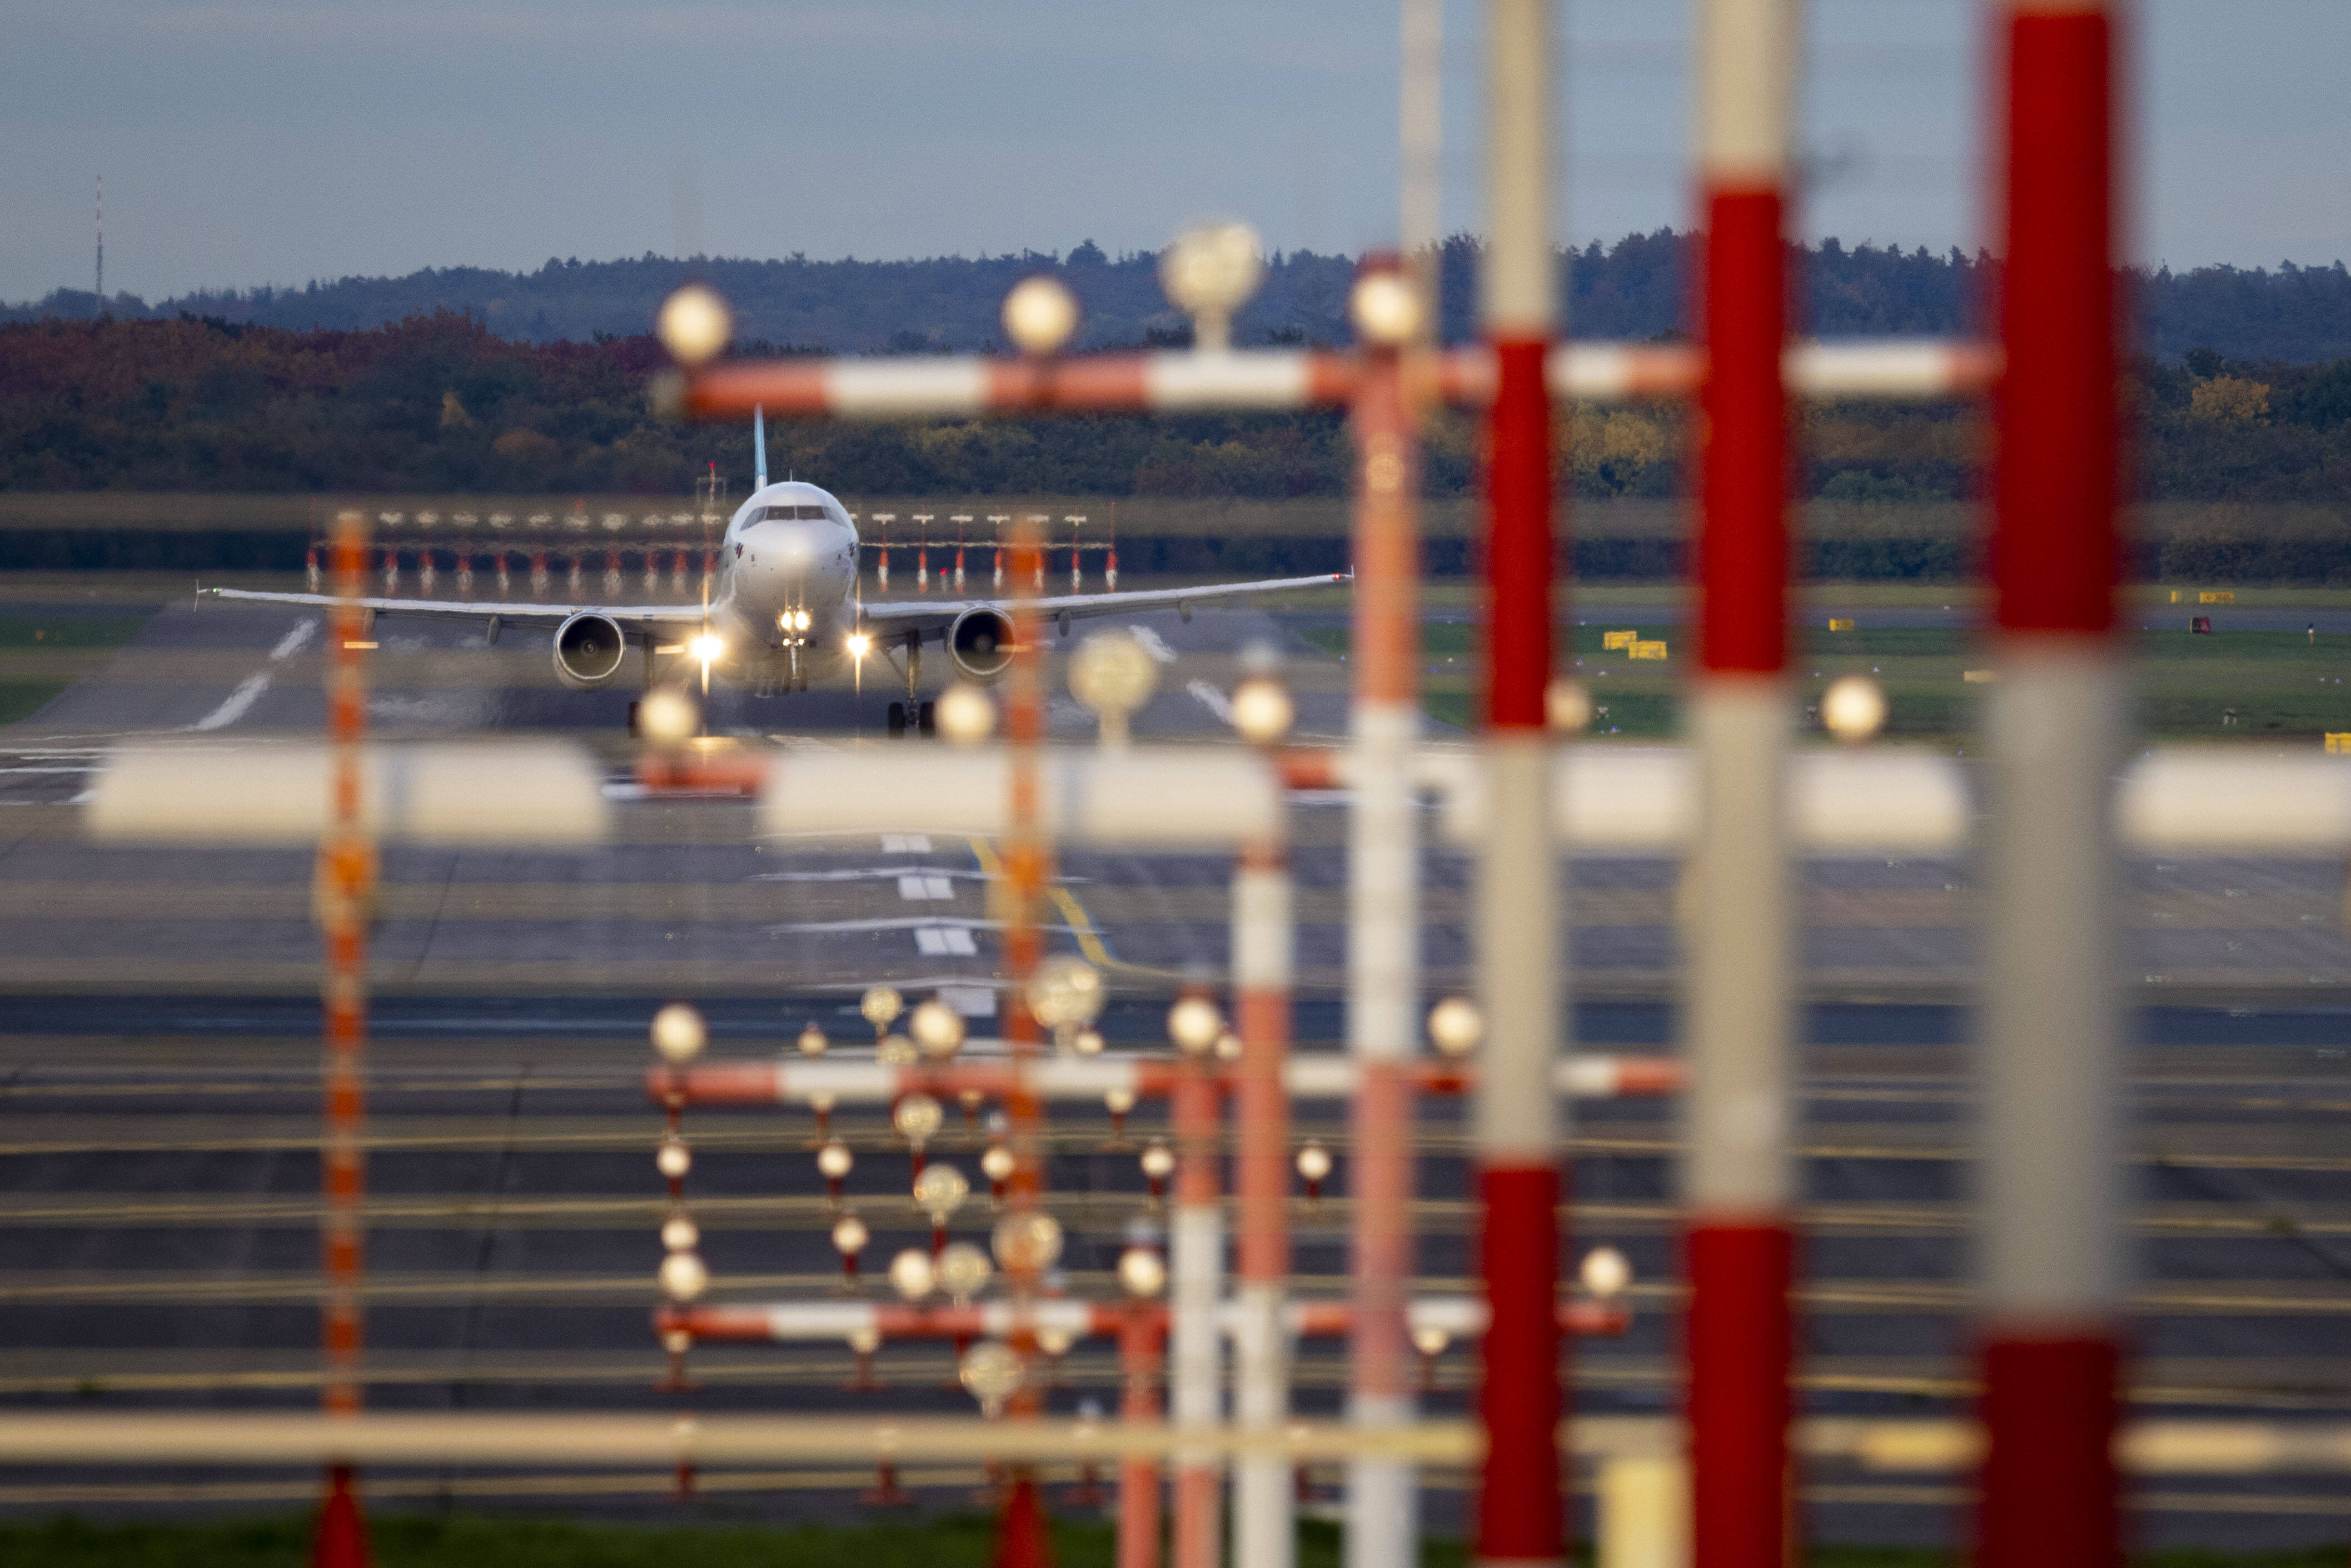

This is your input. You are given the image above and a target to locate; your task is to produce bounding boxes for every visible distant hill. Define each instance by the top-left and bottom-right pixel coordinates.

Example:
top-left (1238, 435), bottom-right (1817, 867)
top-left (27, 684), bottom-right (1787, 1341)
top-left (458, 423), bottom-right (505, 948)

top-left (11, 233), bottom-right (2351, 362)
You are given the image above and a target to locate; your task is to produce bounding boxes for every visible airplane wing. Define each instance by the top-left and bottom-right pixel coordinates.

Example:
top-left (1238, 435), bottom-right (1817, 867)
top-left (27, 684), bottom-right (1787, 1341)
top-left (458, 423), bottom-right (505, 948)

top-left (856, 571), bottom-right (1350, 641)
top-left (196, 586), bottom-right (714, 632)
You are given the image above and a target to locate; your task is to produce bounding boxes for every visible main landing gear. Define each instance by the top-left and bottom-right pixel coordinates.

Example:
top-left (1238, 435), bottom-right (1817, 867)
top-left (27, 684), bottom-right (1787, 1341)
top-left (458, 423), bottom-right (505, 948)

top-left (884, 629), bottom-right (932, 737)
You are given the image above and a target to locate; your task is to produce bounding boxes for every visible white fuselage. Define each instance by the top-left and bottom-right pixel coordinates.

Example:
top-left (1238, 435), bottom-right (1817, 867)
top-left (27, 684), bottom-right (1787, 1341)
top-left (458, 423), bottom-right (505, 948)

top-left (704, 481), bottom-right (862, 687)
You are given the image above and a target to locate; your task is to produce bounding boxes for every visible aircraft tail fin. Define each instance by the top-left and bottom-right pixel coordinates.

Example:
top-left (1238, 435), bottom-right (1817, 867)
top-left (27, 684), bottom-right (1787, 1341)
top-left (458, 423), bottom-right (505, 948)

top-left (753, 404), bottom-right (767, 490)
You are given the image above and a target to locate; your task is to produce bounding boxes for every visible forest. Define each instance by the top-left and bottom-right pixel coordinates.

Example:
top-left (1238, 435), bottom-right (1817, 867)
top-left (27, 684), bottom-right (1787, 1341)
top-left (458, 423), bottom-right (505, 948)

top-left (3, 309), bottom-right (2347, 506)
top-left (11, 231), bottom-right (2351, 363)
top-left (6, 266), bottom-right (2351, 578)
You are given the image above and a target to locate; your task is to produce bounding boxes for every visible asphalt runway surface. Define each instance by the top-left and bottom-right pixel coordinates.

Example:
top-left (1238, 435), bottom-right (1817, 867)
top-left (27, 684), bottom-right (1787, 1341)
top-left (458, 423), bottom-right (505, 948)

top-left (3, 588), bottom-right (2350, 1547)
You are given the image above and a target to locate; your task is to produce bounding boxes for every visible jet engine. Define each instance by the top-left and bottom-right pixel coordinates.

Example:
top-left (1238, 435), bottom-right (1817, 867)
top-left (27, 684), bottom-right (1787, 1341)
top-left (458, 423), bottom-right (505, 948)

top-left (947, 606), bottom-right (1017, 681)
top-left (552, 611), bottom-right (629, 689)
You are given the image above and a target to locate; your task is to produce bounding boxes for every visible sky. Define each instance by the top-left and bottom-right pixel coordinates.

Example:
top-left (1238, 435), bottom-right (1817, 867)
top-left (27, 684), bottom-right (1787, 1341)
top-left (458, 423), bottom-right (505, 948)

top-left (3, 0), bottom-right (2348, 306)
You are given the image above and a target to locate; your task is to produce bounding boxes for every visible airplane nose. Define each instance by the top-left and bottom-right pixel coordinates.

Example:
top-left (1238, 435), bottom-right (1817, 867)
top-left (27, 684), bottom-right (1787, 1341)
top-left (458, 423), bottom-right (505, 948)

top-left (744, 520), bottom-right (826, 578)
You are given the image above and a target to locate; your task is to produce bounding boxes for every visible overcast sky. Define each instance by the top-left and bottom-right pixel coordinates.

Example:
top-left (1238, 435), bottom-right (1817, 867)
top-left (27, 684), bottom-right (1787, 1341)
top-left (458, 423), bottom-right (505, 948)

top-left (4, 1), bottom-right (2347, 305)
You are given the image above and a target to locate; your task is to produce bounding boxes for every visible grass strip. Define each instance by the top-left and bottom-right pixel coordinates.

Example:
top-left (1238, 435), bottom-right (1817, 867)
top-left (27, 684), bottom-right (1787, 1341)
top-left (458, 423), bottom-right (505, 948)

top-left (0, 614), bottom-right (152, 726)
top-left (1304, 623), bottom-right (2351, 743)
top-left (0, 1512), bottom-right (2343, 1568)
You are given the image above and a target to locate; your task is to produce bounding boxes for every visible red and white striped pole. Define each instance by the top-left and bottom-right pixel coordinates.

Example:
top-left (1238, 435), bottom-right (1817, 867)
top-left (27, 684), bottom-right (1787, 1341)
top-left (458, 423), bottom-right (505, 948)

top-left (315, 509), bottom-right (373, 1568)
top-left (1344, 262), bottom-right (1421, 1568)
top-left (1685, 1), bottom-right (1800, 1563)
top-left (1232, 839), bottom-right (1296, 1568)
top-left (1170, 1031), bottom-right (1223, 1568)
top-left (1978, 5), bottom-right (2125, 1566)
top-left (998, 511), bottom-right (1055, 1568)
top-left (1474, 4), bottom-right (1562, 1568)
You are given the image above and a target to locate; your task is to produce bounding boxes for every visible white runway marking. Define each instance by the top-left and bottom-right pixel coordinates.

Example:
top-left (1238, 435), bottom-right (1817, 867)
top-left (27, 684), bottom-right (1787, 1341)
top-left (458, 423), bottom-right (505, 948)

top-left (769, 915), bottom-right (1071, 935)
top-left (1128, 625), bottom-right (1179, 663)
top-left (368, 693), bottom-right (493, 725)
top-left (189, 673), bottom-right (272, 733)
top-left (896, 874), bottom-right (955, 901)
top-left (267, 620), bottom-right (321, 661)
top-left (915, 927), bottom-right (978, 956)
top-left (881, 834), bottom-right (934, 853)
top-left (756, 867), bottom-right (976, 884)
top-left (937, 984), bottom-right (997, 1016)
top-left (188, 618), bottom-right (318, 733)
top-left (1187, 679), bottom-right (1234, 725)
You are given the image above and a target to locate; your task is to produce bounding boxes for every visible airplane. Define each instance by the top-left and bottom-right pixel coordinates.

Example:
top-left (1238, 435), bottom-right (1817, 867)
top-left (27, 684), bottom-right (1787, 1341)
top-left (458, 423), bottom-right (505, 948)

top-left (202, 412), bottom-right (1349, 736)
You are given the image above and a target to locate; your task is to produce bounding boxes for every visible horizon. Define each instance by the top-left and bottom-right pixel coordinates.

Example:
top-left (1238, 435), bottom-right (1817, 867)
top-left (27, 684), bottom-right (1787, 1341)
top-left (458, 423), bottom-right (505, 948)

top-left (13, 230), bottom-right (2350, 322)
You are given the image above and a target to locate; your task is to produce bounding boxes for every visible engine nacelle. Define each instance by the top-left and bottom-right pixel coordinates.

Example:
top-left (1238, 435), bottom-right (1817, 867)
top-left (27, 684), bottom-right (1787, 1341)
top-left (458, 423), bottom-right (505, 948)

top-left (947, 606), bottom-right (1017, 682)
top-left (552, 611), bottom-right (629, 689)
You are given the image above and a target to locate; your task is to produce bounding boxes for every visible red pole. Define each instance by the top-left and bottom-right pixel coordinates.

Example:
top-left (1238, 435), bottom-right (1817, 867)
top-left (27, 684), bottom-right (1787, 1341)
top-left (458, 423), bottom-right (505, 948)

top-left (314, 510), bottom-right (373, 1568)
top-left (1232, 837), bottom-right (1295, 1568)
top-left (1685, 1), bottom-right (1800, 1564)
top-left (1475, 3), bottom-right (1562, 1566)
top-left (1119, 1303), bottom-right (1165, 1568)
top-left (995, 511), bottom-right (1055, 1568)
top-left (1978, 6), bottom-right (2124, 1567)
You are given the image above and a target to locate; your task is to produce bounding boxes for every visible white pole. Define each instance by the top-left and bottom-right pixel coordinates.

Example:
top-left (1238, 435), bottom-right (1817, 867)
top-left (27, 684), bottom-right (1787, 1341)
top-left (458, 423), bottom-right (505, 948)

top-left (1401, 0), bottom-right (1443, 336)
top-left (1233, 843), bottom-right (1297, 1568)
top-left (1344, 327), bottom-right (1420, 1568)
top-left (1173, 1049), bottom-right (1225, 1568)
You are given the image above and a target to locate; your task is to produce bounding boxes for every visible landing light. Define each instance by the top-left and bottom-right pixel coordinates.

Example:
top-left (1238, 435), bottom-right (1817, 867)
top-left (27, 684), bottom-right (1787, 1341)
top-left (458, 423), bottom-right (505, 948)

top-left (688, 633), bottom-right (725, 663)
top-left (1002, 275), bottom-right (1080, 357)
top-left (1822, 674), bottom-right (1888, 744)
top-left (1349, 268), bottom-right (1422, 349)
top-left (846, 633), bottom-right (871, 658)
top-left (655, 283), bottom-right (733, 367)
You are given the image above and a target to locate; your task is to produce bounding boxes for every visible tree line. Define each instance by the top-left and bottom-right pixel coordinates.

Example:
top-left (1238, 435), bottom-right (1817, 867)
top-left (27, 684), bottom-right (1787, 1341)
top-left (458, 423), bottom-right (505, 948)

top-left (8, 307), bottom-right (2351, 579)
top-left (7, 310), bottom-right (2349, 500)
top-left (12, 232), bottom-right (2351, 362)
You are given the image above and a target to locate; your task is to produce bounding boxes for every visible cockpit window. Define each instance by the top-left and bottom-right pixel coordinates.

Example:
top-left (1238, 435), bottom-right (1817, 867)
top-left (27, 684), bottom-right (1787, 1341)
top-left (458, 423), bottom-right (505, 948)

top-left (761, 504), bottom-right (831, 521)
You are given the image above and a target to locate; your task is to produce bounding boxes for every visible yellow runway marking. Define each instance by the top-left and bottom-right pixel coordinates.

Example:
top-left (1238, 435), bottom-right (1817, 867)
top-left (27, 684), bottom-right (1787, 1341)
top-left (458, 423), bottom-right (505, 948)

top-left (967, 835), bottom-right (1175, 979)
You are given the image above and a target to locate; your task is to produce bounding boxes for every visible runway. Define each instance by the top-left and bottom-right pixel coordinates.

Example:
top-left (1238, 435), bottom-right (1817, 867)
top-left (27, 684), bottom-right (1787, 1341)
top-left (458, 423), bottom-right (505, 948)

top-left (3, 589), bottom-right (2351, 1546)
top-left (8, 595), bottom-right (2350, 999)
